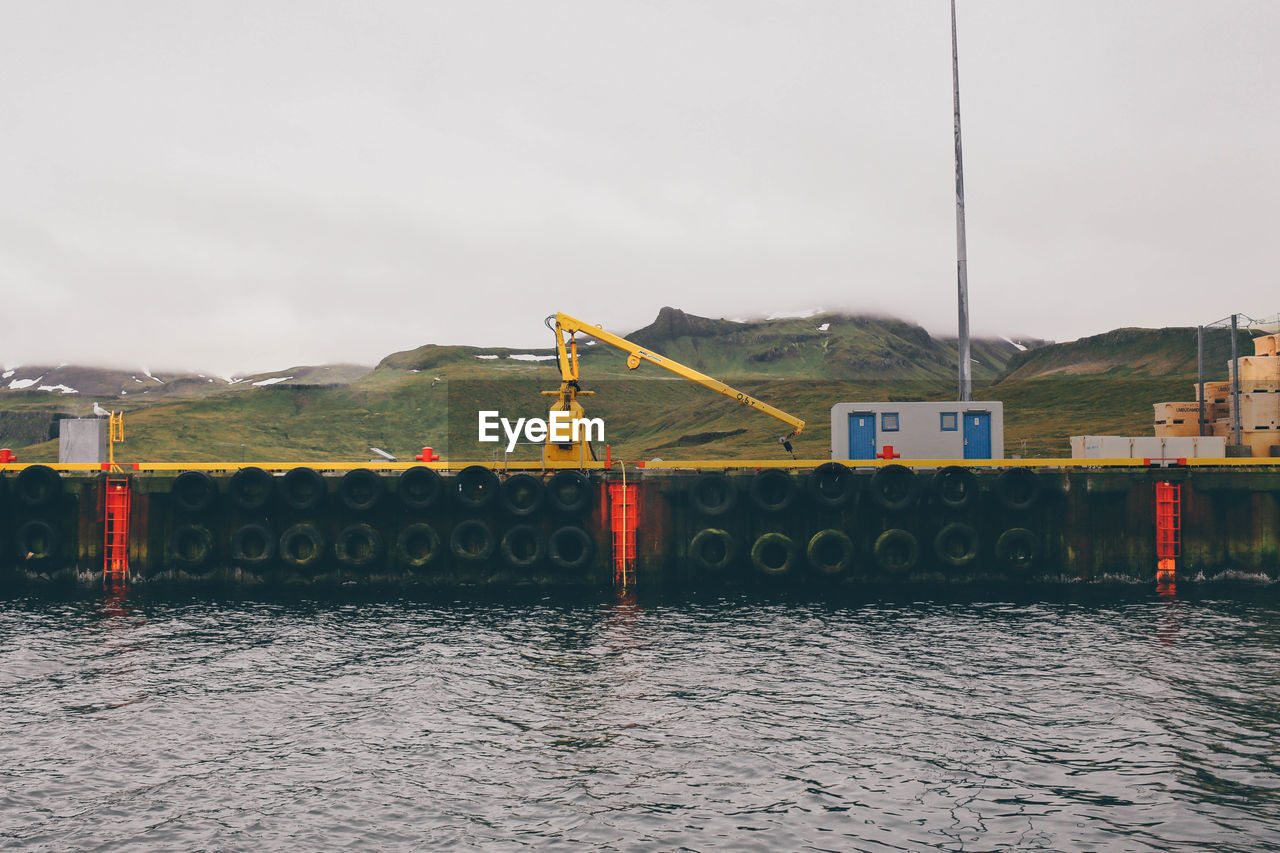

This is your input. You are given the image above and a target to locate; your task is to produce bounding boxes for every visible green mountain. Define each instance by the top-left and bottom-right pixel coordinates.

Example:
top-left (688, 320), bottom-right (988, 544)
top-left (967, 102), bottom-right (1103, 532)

top-left (3, 308), bottom-right (1248, 463)
top-left (997, 326), bottom-right (1250, 382)
top-left (377, 307), bottom-right (1042, 382)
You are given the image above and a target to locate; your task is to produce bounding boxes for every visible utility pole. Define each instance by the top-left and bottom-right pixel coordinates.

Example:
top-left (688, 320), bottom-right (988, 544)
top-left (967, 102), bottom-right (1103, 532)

top-left (951, 0), bottom-right (972, 402)
top-left (1231, 313), bottom-right (1242, 448)
top-left (1196, 325), bottom-right (1205, 436)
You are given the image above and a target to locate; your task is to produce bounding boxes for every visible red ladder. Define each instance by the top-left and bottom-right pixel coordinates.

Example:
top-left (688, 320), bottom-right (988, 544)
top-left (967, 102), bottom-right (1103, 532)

top-left (104, 476), bottom-right (132, 584)
top-left (1155, 481), bottom-right (1180, 582)
top-left (609, 482), bottom-right (638, 588)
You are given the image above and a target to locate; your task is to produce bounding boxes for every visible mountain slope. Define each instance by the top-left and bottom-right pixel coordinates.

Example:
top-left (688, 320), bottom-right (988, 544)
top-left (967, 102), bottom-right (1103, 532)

top-left (996, 326), bottom-right (1251, 382)
top-left (376, 307), bottom-right (1045, 382)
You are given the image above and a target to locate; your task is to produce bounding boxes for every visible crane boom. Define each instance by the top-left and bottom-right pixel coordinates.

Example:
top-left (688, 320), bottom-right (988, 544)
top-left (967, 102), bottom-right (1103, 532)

top-left (545, 312), bottom-right (804, 460)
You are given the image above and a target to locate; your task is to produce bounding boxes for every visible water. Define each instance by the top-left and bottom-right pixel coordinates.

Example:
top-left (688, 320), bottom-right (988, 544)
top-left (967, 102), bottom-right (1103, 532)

top-left (2, 589), bottom-right (1280, 851)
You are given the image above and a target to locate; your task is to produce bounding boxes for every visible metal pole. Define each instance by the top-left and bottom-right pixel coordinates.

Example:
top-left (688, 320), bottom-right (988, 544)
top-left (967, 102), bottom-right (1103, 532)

top-left (951, 0), bottom-right (972, 402)
top-left (1196, 325), bottom-right (1205, 436)
top-left (1231, 313), bottom-right (1242, 447)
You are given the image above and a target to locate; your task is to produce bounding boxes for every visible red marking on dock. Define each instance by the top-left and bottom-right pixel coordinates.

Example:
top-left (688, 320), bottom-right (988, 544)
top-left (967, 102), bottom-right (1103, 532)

top-left (104, 476), bottom-right (132, 585)
top-left (609, 483), bottom-right (638, 588)
top-left (1156, 481), bottom-right (1180, 585)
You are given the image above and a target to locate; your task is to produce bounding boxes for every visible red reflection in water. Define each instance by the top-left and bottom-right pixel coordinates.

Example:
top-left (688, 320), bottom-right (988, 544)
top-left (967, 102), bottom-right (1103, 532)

top-left (101, 575), bottom-right (136, 620)
top-left (1156, 558), bottom-right (1176, 599)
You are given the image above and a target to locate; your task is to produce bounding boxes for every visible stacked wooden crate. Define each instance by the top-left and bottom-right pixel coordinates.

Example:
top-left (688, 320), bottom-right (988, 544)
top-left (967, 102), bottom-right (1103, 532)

top-left (1228, 333), bottom-right (1280, 456)
top-left (1158, 333), bottom-right (1280, 455)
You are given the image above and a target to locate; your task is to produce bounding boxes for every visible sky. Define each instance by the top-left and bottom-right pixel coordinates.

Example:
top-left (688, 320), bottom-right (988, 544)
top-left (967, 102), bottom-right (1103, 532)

top-left (1, 1), bottom-right (1277, 376)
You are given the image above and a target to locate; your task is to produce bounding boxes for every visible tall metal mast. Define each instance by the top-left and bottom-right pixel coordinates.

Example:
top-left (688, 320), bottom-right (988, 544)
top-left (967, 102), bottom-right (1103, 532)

top-left (951, 0), bottom-right (972, 402)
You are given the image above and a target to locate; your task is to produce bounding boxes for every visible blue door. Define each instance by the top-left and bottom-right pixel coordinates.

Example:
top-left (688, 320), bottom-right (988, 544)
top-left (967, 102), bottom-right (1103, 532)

top-left (848, 412), bottom-right (876, 459)
top-left (963, 412), bottom-right (991, 459)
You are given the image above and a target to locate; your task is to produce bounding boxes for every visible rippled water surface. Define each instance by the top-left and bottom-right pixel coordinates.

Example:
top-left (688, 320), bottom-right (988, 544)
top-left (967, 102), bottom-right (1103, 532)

top-left (3, 589), bottom-right (1280, 851)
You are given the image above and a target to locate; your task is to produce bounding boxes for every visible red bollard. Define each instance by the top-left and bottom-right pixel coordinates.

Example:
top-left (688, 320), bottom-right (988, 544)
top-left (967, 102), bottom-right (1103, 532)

top-left (876, 445), bottom-right (901, 460)
top-left (0, 448), bottom-right (15, 463)
top-left (414, 447), bottom-right (440, 462)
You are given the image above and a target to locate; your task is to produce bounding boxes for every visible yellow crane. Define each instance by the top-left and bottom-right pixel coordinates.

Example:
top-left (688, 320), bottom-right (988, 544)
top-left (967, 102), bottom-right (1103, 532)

top-left (542, 312), bottom-right (805, 463)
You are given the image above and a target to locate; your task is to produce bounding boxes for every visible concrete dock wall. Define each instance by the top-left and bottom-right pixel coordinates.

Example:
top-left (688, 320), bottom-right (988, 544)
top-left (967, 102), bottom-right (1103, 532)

top-left (1, 463), bottom-right (1278, 589)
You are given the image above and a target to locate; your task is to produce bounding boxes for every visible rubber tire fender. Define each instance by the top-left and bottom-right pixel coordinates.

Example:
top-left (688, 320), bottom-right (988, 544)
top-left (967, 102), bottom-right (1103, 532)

top-left (995, 527), bottom-right (1040, 572)
top-left (750, 532), bottom-right (799, 577)
top-left (278, 523), bottom-right (327, 572)
top-left (933, 522), bottom-right (979, 570)
top-left (931, 466), bottom-right (978, 511)
top-left (450, 519), bottom-right (496, 563)
top-left (749, 469), bottom-right (797, 514)
top-left (16, 465), bottom-right (61, 510)
top-left (806, 529), bottom-right (855, 576)
top-left (167, 524), bottom-right (214, 572)
top-left (16, 519), bottom-right (60, 563)
top-left (339, 468), bottom-right (384, 513)
top-left (281, 467), bottom-right (326, 513)
top-left (396, 523), bottom-right (442, 570)
top-left (869, 465), bottom-right (919, 513)
top-left (689, 528), bottom-right (736, 573)
top-left (456, 466), bottom-right (500, 511)
top-left (808, 462), bottom-right (855, 509)
top-left (335, 523), bottom-right (384, 571)
top-left (995, 468), bottom-right (1041, 513)
top-left (501, 474), bottom-right (545, 517)
top-left (229, 466), bottom-right (274, 512)
top-left (873, 528), bottom-right (920, 575)
top-left (230, 523), bottom-right (276, 569)
top-left (547, 470), bottom-right (590, 515)
top-left (171, 471), bottom-right (218, 514)
top-left (689, 473), bottom-right (737, 517)
top-left (547, 526), bottom-right (595, 572)
top-left (500, 524), bottom-right (545, 569)
top-left (398, 466), bottom-right (445, 512)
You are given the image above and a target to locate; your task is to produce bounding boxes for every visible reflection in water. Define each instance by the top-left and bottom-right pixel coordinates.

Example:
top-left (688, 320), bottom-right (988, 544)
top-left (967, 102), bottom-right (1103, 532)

top-left (0, 590), bottom-right (1278, 851)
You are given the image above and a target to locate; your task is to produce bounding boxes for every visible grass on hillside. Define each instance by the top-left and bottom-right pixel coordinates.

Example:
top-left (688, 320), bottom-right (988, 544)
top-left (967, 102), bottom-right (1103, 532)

top-left (12, 370), bottom-right (1191, 464)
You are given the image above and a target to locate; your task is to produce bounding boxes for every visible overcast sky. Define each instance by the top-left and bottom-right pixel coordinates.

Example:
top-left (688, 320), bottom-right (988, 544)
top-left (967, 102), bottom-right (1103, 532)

top-left (2, 1), bottom-right (1276, 375)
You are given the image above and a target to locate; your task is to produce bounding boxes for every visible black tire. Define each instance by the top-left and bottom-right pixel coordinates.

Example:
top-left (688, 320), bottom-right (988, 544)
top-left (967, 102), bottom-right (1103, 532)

top-left (278, 523), bottom-right (326, 572)
top-left (749, 469), bottom-right (796, 513)
top-left (339, 468), bottom-right (384, 513)
top-left (398, 466), bottom-right (445, 512)
top-left (501, 474), bottom-right (545, 517)
top-left (931, 466), bottom-right (978, 511)
top-left (689, 473), bottom-right (737, 517)
top-left (933, 522), bottom-right (979, 570)
top-left (169, 524), bottom-right (214, 572)
top-left (230, 523), bottom-right (275, 569)
top-left (689, 528), bottom-right (736, 573)
top-left (808, 462), bottom-right (855, 509)
top-left (450, 519), bottom-right (495, 563)
top-left (869, 465), bottom-right (919, 513)
top-left (547, 526), bottom-right (594, 571)
top-left (16, 465), bottom-right (61, 510)
top-left (456, 466), bottom-right (500, 511)
top-left (396, 523), bottom-right (442, 570)
top-left (229, 466), bottom-right (274, 511)
top-left (995, 468), bottom-right (1041, 512)
top-left (171, 471), bottom-right (217, 514)
top-left (335, 523), bottom-right (384, 571)
top-left (500, 524), bottom-right (544, 569)
top-left (806, 529), bottom-right (855, 576)
top-left (995, 527), bottom-right (1040, 572)
top-left (547, 470), bottom-right (590, 515)
top-left (16, 520), bottom-right (60, 563)
top-left (750, 532), bottom-right (799, 576)
top-left (281, 467), bottom-right (326, 512)
top-left (873, 528), bottom-right (920, 575)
